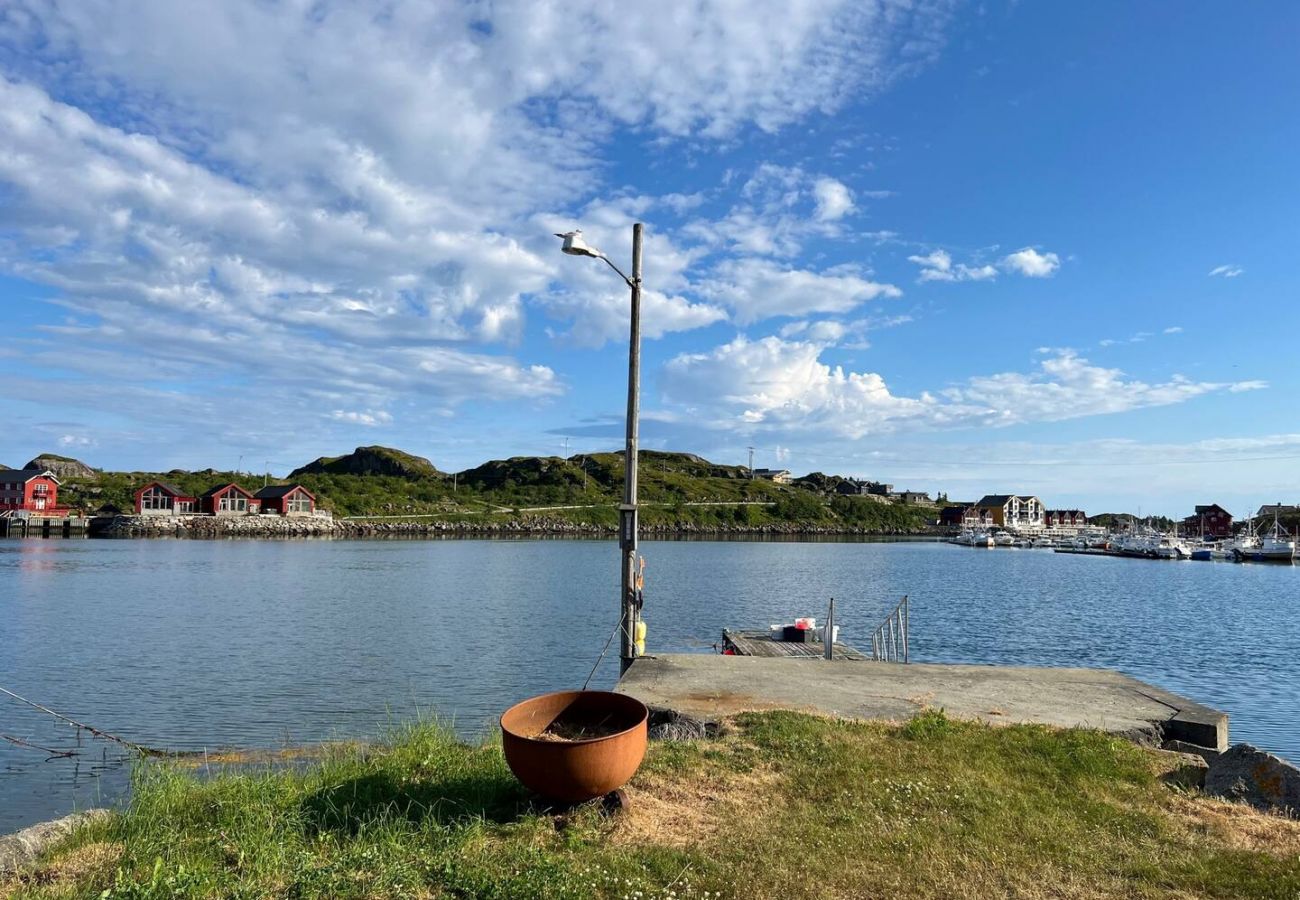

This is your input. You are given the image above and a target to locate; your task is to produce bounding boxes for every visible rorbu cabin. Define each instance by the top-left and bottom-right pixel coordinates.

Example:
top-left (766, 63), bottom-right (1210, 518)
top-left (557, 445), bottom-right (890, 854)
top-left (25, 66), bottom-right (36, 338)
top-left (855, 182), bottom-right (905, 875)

top-left (254, 483), bottom-right (316, 516)
top-left (200, 483), bottom-right (259, 516)
top-left (134, 481), bottom-right (197, 516)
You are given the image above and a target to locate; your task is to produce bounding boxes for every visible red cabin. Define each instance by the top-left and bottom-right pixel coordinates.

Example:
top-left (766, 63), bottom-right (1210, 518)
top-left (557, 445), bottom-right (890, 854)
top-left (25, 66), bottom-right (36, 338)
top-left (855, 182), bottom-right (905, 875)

top-left (0, 469), bottom-right (66, 516)
top-left (134, 481), bottom-right (198, 516)
top-left (254, 483), bottom-right (316, 516)
top-left (200, 483), bottom-right (260, 516)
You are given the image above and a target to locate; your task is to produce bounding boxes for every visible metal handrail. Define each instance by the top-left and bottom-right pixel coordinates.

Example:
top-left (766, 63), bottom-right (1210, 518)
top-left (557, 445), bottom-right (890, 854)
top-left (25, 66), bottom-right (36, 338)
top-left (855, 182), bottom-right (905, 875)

top-left (869, 595), bottom-right (909, 663)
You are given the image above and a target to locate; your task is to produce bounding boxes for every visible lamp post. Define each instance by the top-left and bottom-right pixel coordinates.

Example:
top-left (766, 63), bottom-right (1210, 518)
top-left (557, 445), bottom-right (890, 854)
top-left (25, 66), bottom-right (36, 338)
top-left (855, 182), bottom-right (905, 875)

top-left (555, 224), bottom-right (643, 675)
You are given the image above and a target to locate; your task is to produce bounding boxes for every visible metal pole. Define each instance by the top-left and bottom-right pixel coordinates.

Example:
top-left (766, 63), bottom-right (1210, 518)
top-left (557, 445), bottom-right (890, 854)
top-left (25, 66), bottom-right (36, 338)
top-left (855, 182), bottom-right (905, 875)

top-left (619, 223), bottom-right (643, 675)
top-left (823, 597), bottom-right (834, 660)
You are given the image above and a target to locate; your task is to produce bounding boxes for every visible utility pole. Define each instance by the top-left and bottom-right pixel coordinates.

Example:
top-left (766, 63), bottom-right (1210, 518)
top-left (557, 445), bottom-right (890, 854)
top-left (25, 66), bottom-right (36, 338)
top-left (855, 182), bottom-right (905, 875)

top-left (562, 436), bottom-right (570, 458)
top-left (748, 446), bottom-right (755, 478)
top-left (618, 223), bottom-right (643, 676)
top-left (264, 462), bottom-right (269, 487)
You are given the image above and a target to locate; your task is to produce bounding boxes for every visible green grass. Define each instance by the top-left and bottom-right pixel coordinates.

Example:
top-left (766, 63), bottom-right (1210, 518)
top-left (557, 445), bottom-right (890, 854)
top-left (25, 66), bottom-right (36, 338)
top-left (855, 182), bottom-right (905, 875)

top-left (8, 711), bottom-right (1300, 899)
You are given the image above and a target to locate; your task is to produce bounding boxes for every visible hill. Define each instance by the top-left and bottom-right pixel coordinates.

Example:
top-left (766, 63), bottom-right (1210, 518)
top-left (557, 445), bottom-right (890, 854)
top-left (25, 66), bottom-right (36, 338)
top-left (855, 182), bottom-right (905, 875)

top-left (290, 446), bottom-right (442, 479)
top-left (24, 453), bottom-right (97, 480)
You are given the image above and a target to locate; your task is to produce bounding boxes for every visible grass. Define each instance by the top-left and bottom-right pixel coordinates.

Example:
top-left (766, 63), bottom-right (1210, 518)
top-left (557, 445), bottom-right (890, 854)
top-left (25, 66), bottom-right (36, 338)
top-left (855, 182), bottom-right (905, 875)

top-left (8, 711), bottom-right (1299, 899)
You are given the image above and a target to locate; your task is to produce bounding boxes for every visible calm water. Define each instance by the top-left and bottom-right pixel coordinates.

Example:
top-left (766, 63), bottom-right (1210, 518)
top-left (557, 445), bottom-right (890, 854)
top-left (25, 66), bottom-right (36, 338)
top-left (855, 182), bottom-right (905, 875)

top-left (1, 537), bottom-right (1297, 831)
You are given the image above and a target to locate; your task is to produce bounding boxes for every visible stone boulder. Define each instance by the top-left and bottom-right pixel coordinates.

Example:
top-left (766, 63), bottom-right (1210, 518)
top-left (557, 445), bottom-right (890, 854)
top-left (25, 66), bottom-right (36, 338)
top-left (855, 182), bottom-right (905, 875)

top-left (1204, 743), bottom-right (1300, 815)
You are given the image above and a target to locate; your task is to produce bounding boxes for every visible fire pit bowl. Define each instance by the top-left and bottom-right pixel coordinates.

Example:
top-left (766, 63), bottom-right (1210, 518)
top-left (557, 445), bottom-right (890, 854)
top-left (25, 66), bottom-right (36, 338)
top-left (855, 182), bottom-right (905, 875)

top-left (500, 690), bottom-right (649, 803)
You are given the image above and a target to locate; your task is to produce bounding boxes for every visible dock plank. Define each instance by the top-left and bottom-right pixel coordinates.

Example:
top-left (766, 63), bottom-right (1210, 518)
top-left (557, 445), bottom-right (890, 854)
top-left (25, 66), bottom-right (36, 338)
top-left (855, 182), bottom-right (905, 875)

top-left (723, 629), bottom-right (868, 661)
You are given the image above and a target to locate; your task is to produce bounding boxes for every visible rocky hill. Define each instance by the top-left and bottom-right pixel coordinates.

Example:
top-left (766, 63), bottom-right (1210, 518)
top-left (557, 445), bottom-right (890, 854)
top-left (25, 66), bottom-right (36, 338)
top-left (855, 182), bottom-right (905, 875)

top-left (24, 453), bottom-right (97, 479)
top-left (290, 446), bottom-right (442, 479)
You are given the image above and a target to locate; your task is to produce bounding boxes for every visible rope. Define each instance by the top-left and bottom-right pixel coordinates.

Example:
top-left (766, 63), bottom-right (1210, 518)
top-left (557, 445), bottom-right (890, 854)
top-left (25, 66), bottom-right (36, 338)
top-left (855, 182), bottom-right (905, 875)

top-left (0, 732), bottom-right (78, 759)
top-left (0, 685), bottom-right (174, 757)
top-left (582, 608), bottom-right (626, 692)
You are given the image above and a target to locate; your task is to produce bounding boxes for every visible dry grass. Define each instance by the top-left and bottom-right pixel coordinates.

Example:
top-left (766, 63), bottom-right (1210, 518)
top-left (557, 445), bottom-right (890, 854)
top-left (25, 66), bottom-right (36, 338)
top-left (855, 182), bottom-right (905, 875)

top-left (0, 842), bottom-right (122, 899)
top-left (614, 764), bottom-right (781, 849)
top-left (1165, 792), bottom-right (1300, 857)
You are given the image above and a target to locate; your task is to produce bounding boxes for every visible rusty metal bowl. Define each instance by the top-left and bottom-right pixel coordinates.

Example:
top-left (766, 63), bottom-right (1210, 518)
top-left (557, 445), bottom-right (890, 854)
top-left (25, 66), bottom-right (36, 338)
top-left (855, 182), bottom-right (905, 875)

top-left (500, 690), bottom-right (649, 803)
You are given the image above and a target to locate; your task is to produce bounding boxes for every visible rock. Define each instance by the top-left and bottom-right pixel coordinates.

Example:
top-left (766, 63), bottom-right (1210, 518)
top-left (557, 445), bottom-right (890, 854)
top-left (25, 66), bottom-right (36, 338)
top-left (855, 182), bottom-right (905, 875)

top-left (1163, 739), bottom-right (1222, 764)
top-left (0, 809), bottom-right (111, 876)
top-left (1204, 743), bottom-right (1300, 815)
top-left (23, 455), bottom-right (97, 480)
top-left (647, 707), bottom-right (719, 741)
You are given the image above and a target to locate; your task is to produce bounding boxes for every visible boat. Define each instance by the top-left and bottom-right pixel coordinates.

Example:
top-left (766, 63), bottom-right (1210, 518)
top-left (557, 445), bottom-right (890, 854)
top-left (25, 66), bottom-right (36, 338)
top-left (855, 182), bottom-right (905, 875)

top-left (1153, 532), bottom-right (1192, 560)
top-left (1236, 509), bottom-right (1296, 562)
top-left (993, 531), bottom-right (1015, 547)
top-left (952, 529), bottom-right (993, 548)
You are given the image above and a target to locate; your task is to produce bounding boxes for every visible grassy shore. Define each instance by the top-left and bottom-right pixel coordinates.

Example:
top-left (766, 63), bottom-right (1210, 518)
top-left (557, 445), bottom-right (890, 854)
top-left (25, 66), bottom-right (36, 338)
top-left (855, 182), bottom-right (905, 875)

top-left (6, 711), bottom-right (1299, 899)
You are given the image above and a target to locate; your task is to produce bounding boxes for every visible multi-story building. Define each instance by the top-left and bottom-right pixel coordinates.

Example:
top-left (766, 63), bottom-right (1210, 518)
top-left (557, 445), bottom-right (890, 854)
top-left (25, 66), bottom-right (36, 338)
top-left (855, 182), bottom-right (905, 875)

top-left (1182, 504), bottom-right (1233, 539)
top-left (0, 469), bottom-right (65, 516)
top-left (971, 494), bottom-right (1045, 532)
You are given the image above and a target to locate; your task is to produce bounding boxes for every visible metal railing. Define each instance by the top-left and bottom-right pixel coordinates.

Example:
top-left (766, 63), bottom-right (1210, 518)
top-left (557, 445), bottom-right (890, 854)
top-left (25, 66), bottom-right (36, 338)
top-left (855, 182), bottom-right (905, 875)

top-left (870, 595), bottom-right (909, 662)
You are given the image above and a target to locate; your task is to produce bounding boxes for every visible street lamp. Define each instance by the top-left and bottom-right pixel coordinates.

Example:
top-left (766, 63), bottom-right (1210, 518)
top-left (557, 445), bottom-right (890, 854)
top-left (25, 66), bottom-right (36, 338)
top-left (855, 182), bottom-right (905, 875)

top-left (555, 226), bottom-right (643, 676)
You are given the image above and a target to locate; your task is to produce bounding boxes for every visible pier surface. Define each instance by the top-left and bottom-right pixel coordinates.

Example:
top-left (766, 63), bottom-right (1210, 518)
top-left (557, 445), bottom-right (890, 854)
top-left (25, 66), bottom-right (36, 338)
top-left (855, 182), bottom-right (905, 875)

top-left (617, 654), bottom-right (1227, 750)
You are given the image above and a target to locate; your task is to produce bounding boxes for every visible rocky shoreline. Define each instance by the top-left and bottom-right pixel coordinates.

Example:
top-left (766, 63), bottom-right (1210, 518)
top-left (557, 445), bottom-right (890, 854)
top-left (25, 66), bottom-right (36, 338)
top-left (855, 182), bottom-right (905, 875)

top-left (92, 514), bottom-right (938, 539)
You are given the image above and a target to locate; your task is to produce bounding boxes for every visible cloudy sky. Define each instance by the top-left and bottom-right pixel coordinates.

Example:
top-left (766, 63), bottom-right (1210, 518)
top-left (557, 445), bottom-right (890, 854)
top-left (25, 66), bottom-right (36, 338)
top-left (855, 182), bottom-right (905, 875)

top-left (0, 1), bottom-right (1296, 514)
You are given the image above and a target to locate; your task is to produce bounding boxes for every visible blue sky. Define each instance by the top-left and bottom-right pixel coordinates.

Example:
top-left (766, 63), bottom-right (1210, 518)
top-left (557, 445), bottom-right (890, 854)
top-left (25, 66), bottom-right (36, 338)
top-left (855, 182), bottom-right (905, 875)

top-left (0, 1), bottom-right (1296, 515)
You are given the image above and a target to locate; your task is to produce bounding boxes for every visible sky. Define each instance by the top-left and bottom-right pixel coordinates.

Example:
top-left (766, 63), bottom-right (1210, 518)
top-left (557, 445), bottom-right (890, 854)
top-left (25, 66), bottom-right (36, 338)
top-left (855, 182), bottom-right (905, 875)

top-left (0, 1), bottom-right (1296, 515)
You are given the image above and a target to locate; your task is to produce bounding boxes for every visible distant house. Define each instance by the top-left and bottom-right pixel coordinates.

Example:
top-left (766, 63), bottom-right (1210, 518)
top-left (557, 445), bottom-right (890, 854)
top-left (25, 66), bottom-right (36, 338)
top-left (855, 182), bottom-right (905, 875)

top-left (254, 483), bottom-right (316, 516)
top-left (892, 491), bottom-right (931, 505)
top-left (939, 504), bottom-right (971, 527)
top-left (1045, 509), bottom-right (1088, 530)
top-left (1182, 504), bottom-right (1233, 539)
top-left (834, 479), bottom-right (892, 496)
top-left (1255, 504), bottom-right (1299, 521)
top-left (134, 481), bottom-right (198, 516)
top-left (752, 468), bottom-right (793, 485)
top-left (0, 469), bottom-right (65, 516)
top-left (200, 483), bottom-right (260, 516)
top-left (972, 494), bottom-right (1044, 531)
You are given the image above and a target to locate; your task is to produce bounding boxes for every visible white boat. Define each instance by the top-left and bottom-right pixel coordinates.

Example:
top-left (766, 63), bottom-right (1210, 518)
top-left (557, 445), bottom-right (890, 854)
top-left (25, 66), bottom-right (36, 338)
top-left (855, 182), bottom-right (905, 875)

top-left (1153, 535), bottom-right (1192, 560)
top-left (1246, 512), bottom-right (1296, 562)
top-left (952, 529), bottom-right (993, 547)
top-left (993, 531), bottom-right (1015, 547)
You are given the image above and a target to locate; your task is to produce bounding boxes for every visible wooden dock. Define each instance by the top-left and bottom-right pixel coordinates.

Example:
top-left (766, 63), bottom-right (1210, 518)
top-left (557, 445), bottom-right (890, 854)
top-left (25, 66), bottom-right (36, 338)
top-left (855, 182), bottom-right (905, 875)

top-left (0, 516), bottom-right (91, 539)
top-left (722, 629), bottom-right (868, 661)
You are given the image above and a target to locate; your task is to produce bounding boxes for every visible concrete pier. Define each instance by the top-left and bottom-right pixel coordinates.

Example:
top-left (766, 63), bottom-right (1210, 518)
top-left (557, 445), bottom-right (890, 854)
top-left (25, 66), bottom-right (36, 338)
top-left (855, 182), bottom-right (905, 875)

top-left (617, 654), bottom-right (1227, 751)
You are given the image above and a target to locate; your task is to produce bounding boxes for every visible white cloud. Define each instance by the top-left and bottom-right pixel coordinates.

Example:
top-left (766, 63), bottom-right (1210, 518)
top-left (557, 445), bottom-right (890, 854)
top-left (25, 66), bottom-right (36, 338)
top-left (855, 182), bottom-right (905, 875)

top-left (699, 259), bottom-right (900, 325)
top-left (907, 249), bottom-right (998, 283)
top-left (1164, 326), bottom-right (1184, 334)
top-left (330, 410), bottom-right (394, 427)
top-left (1209, 264), bottom-right (1244, 278)
top-left (57, 434), bottom-right (96, 448)
top-left (542, 288), bottom-right (727, 347)
top-left (0, 1), bottom-right (957, 442)
top-left (812, 178), bottom-right (855, 221)
top-left (659, 339), bottom-right (1264, 439)
top-left (1000, 247), bottom-right (1061, 278)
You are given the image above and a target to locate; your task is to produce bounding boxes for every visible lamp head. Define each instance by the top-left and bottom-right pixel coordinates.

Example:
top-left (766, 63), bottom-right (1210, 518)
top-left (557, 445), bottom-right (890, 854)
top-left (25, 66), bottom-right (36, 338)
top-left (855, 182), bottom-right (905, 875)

top-left (554, 229), bottom-right (603, 258)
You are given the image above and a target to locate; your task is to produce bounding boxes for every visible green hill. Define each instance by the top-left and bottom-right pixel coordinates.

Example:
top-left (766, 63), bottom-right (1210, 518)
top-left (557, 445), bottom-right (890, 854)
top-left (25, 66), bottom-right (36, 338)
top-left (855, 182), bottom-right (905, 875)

top-left (290, 446), bottom-right (442, 479)
top-left (44, 445), bottom-right (936, 532)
